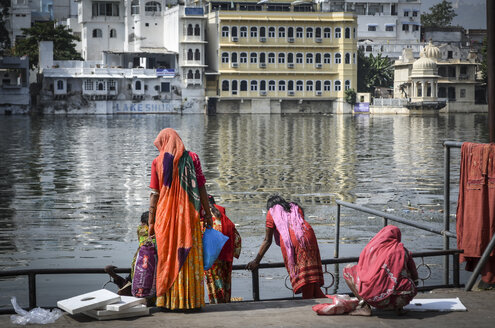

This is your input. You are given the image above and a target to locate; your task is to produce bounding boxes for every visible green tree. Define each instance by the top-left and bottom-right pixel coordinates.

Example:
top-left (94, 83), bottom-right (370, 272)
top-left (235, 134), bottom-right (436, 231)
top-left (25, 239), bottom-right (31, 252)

top-left (421, 0), bottom-right (457, 28)
top-left (12, 21), bottom-right (82, 69)
top-left (344, 88), bottom-right (357, 106)
top-left (357, 49), bottom-right (393, 93)
top-left (0, 0), bottom-right (11, 52)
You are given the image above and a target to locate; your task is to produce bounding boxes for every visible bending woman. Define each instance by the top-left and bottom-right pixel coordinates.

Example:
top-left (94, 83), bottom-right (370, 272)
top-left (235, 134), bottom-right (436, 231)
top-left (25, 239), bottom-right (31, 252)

top-left (148, 128), bottom-right (213, 310)
top-left (247, 195), bottom-right (325, 299)
top-left (343, 225), bottom-right (419, 316)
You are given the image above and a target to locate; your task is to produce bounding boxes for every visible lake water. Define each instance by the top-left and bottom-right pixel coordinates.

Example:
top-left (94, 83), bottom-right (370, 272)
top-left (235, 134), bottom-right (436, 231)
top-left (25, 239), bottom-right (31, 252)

top-left (0, 113), bottom-right (490, 309)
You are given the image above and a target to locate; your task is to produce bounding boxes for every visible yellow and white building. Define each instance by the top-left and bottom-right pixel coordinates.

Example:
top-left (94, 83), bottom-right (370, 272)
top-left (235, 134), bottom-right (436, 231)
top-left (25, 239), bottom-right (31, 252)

top-left (205, 0), bottom-right (357, 114)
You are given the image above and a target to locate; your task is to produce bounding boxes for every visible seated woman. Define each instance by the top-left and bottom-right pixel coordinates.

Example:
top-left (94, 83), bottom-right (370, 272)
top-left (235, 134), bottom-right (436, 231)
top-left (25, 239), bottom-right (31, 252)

top-left (343, 225), bottom-right (419, 316)
top-left (247, 195), bottom-right (325, 299)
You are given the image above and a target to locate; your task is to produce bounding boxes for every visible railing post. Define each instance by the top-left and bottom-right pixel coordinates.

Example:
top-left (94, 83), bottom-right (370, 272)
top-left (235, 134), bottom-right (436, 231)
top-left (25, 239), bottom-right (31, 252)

top-left (334, 204), bottom-right (340, 258)
top-left (252, 268), bottom-right (260, 301)
top-left (453, 253), bottom-right (460, 288)
top-left (443, 143), bottom-right (451, 285)
top-left (28, 273), bottom-right (36, 309)
top-left (465, 234), bottom-right (495, 291)
top-left (383, 217), bottom-right (388, 227)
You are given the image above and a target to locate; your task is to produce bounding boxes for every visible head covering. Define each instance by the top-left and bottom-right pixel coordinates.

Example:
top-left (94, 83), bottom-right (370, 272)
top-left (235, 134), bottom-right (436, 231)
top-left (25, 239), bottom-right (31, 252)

top-left (154, 128), bottom-right (185, 188)
top-left (354, 225), bottom-right (407, 304)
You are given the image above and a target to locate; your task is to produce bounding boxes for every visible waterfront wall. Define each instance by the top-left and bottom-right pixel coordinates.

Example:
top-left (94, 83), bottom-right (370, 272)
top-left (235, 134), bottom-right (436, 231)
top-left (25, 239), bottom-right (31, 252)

top-left (214, 99), bottom-right (353, 114)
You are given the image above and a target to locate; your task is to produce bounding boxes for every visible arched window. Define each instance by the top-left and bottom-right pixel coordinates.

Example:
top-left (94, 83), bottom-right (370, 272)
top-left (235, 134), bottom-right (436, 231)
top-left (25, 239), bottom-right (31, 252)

top-left (194, 70), bottom-right (200, 79)
top-left (324, 53), bottom-right (331, 64)
top-left (315, 53), bottom-right (321, 64)
top-left (187, 24), bottom-right (193, 36)
top-left (345, 80), bottom-right (351, 90)
top-left (195, 49), bottom-right (200, 61)
top-left (306, 53), bottom-right (313, 64)
top-left (306, 27), bottom-right (313, 38)
top-left (231, 52), bottom-right (238, 63)
top-left (288, 80), bottom-right (294, 91)
top-left (278, 80), bottom-right (286, 91)
top-left (240, 52), bottom-right (247, 63)
top-left (250, 80), bottom-right (258, 91)
top-left (268, 27), bottom-right (275, 38)
top-left (335, 53), bottom-right (342, 64)
top-left (345, 53), bottom-right (350, 64)
top-left (188, 49), bottom-right (194, 60)
top-left (240, 80), bottom-right (247, 91)
top-left (109, 29), bottom-right (117, 38)
top-left (135, 80), bottom-right (141, 90)
top-left (240, 26), bottom-right (247, 37)
top-left (268, 80), bottom-right (276, 91)
top-left (278, 53), bottom-right (285, 64)
top-left (194, 24), bottom-right (200, 36)
top-left (187, 70), bottom-right (193, 79)
top-left (92, 29), bottom-right (102, 38)
top-left (259, 26), bottom-right (266, 38)
top-left (56, 80), bottom-right (64, 90)
top-left (287, 53), bottom-right (294, 63)
top-left (231, 80), bottom-right (238, 93)
top-left (222, 52), bottom-right (229, 63)
top-left (145, 1), bottom-right (161, 12)
top-left (315, 27), bottom-right (321, 38)
top-left (296, 80), bottom-right (303, 91)
top-left (260, 80), bottom-right (266, 91)
top-left (278, 27), bottom-right (285, 38)
top-left (345, 27), bottom-right (351, 38)
top-left (250, 52), bottom-right (258, 63)
top-left (296, 27), bottom-right (303, 38)
top-left (231, 26), bottom-right (237, 37)
top-left (296, 53), bottom-right (303, 64)
top-left (222, 80), bottom-right (229, 91)
top-left (259, 52), bottom-right (266, 63)
top-left (288, 27), bottom-right (294, 38)
top-left (324, 80), bottom-right (331, 91)
top-left (268, 53), bottom-right (275, 64)
top-left (97, 80), bottom-right (105, 90)
top-left (250, 26), bottom-right (258, 38)
top-left (306, 80), bottom-right (313, 91)
top-left (222, 26), bottom-right (229, 37)
top-left (335, 80), bottom-right (341, 91)
top-left (365, 45), bottom-right (372, 52)
top-left (324, 27), bottom-right (331, 38)
top-left (335, 27), bottom-right (341, 38)
top-left (315, 80), bottom-right (321, 91)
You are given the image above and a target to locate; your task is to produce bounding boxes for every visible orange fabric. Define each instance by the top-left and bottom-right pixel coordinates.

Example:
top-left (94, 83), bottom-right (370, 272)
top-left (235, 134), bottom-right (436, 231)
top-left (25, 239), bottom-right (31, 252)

top-left (153, 128), bottom-right (200, 299)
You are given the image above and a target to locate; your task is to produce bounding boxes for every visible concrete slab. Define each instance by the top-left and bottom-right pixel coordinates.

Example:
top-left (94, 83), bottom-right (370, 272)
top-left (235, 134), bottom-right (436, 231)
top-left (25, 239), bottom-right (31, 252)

top-left (105, 296), bottom-right (146, 312)
top-left (83, 305), bottom-right (150, 321)
top-left (404, 297), bottom-right (467, 311)
top-left (56, 289), bottom-right (120, 315)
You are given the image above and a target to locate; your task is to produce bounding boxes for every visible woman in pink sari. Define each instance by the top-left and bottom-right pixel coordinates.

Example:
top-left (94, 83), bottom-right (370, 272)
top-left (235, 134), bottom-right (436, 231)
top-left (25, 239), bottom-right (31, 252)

top-left (343, 225), bottom-right (419, 315)
top-left (247, 195), bottom-right (325, 299)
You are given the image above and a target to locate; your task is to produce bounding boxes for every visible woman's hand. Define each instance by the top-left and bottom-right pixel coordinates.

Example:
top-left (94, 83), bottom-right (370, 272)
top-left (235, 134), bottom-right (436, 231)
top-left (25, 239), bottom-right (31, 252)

top-left (246, 259), bottom-right (259, 271)
top-left (204, 214), bottom-right (213, 229)
top-left (148, 223), bottom-right (155, 237)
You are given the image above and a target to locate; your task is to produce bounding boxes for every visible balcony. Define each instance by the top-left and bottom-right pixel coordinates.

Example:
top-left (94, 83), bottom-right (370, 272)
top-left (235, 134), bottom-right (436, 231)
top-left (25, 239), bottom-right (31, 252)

top-left (260, 37), bottom-right (266, 42)
top-left (315, 38), bottom-right (322, 43)
top-left (287, 37), bottom-right (294, 43)
top-left (316, 91), bottom-right (322, 96)
top-left (231, 62), bottom-right (239, 68)
top-left (287, 63), bottom-right (294, 69)
top-left (260, 91), bottom-right (267, 96)
top-left (288, 91), bottom-right (295, 96)
top-left (259, 62), bottom-right (266, 68)
top-left (232, 36), bottom-right (238, 42)
top-left (315, 63), bottom-right (322, 69)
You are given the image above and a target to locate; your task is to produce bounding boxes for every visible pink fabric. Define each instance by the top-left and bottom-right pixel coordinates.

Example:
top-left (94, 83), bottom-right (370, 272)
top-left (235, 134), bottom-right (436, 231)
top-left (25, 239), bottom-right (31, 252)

top-left (352, 225), bottom-right (408, 304)
top-left (269, 204), bottom-right (308, 278)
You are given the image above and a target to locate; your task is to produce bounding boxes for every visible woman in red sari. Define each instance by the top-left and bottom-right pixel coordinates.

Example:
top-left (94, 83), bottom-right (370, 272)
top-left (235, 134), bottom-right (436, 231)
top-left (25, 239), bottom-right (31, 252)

top-left (247, 195), bottom-right (325, 299)
top-left (343, 225), bottom-right (419, 316)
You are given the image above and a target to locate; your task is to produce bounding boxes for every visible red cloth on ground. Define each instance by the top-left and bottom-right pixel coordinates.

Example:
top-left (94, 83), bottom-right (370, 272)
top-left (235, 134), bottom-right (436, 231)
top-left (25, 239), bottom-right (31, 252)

top-left (456, 142), bottom-right (495, 284)
top-left (266, 209), bottom-right (324, 294)
top-left (150, 151), bottom-right (206, 190)
top-left (215, 205), bottom-right (236, 262)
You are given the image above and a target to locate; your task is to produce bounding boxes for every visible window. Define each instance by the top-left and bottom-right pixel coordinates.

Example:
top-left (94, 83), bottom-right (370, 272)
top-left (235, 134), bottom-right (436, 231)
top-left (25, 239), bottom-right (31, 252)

top-left (278, 53), bottom-right (285, 64)
top-left (268, 53), bottom-right (275, 64)
top-left (324, 53), bottom-right (331, 64)
top-left (288, 80), bottom-right (294, 91)
top-left (315, 53), bottom-right (321, 64)
top-left (84, 80), bottom-right (93, 90)
top-left (296, 80), bottom-right (303, 91)
top-left (345, 27), bottom-right (350, 38)
top-left (145, 1), bottom-right (161, 12)
top-left (250, 27), bottom-right (258, 38)
top-left (259, 52), bottom-right (266, 63)
top-left (250, 52), bottom-right (258, 63)
top-left (268, 80), bottom-right (276, 91)
top-left (335, 80), bottom-right (341, 91)
top-left (296, 27), bottom-right (303, 38)
top-left (188, 49), bottom-right (194, 60)
top-left (353, 53), bottom-right (356, 64)
top-left (231, 80), bottom-right (238, 94)
top-left (240, 52), bottom-right (247, 63)
top-left (231, 26), bottom-right (237, 37)
top-left (97, 80), bottom-right (105, 90)
top-left (335, 27), bottom-right (341, 38)
top-left (413, 25), bottom-right (419, 31)
top-left (222, 80), bottom-right (229, 91)
top-left (187, 24), bottom-right (193, 36)
top-left (460, 89), bottom-right (466, 98)
top-left (222, 26), bottom-right (229, 37)
top-left (447, 51), bottom-right (453, 59)
top-left (259, 26), bottom-right (266, 38)
top-left (195, 24), bottom-right (201, 36)
top-left (345, 53), bottom-right (350, 64)
top-left (306, 27), bottom-right (313, 38)
top-left (345, 80), bottom-right (351, 90)
top-left (108, 80), bottom-right (116, 91)
top-left (460, 66), bottom-right (467, 74)
top-left (135, 80), bottom-right (142, 90)
top-left (92, 2), bottom-right (119, 17)
top-left (268, 27), bottom-right (275, 38)
top-left (278, 27), bottom-right (285, 38)
top-left (92, 29), bottom-right (102, 38)
top-left (296, 53), bottom-right (303, 64)
top-left (324, 28), bottom-right (331, 38)
top-left (385, 25), bottom-right (394, 32)
top-left (402, 24), bottom-right (409, 31)
top-left (315, 27), bottom-right (321, 38)
top-left (324, 80), bottom-right (331, 91)
top-left (231, 52), bottom-right (238, 63)
top-left (109, 29), bottom-right (117, 38)
top-left (315, 80), bottom-right (321, 91)
top-left (404, 11), bottom-right (409, 17)
top-left (187, 70), bottom-right (193, 79)
top-left (195, 49), bottom-right (200, 61)
top-left (221, 52), bottom-right (229, 63)
top-left (335, 53), bottom-right (341, 64)
top-left (288, 27), bottom-right (294, 38)
top-left (368, 25), bottom-right (376, 32)
top-left (306, 53), bottom-right (313, 64)
top-left (287, 53), bottom-right (294, 63)
top-left (260, 80), bottom-right (266, 91)
top-left (240, 80), bottom-right (247, 91)
top-left (56, 80), bottom-right (64, 90)
top-left (306, 80), bottom-right (313, 91)
top-left (194, 70), bottom-right (200, 79)
top-left (161, 82), bottom-right (170, 92)
top-left (240, 26), bottom-right (247, 38)
top-left (250, 80), bottom-right (258, 91)
top-left (278, 80), bottom-right (286, 91)
top-left (131, 0), bottom-right (139, 15)
top-left (365, 45), bottom-right (372, 52)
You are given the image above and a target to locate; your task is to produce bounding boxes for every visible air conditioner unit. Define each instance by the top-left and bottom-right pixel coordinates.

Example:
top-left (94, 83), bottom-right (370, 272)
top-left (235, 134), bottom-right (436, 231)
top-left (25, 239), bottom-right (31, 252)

top-left (260, 91), bottom-right (267, 96)
top-left (315, 63), bottom-right (322, 68)
top-left (232, 36), bottom-right (238, 42)
top-left (316, 91), bottom-right (322, 96)
top-left (288, 37), bottom-right (294, 43)
top-left (315, 38), bottom-right (322, 43)
top-left (231, 62), bottom-right (239, 68)
top-left (232, 91), bottom-right (238, 95)
top-left (288, 91), bottom-right (295, 96)
top-left (287, 63), bottom-right (294, 68)
top-left (260, 37), bottom-right (266, 42)
top-left (259, 62), bottom-right (266, 68)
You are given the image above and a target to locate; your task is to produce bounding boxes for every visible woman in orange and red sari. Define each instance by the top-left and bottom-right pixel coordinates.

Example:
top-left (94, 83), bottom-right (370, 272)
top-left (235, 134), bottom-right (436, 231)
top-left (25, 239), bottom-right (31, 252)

top-left (148, 128), bottom-right (213, 310)
top-left (247, 195), bottom-right (325, 299)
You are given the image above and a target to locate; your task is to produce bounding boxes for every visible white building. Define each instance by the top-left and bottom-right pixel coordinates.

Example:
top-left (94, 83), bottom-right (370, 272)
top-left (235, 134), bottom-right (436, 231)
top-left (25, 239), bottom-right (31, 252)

top-left (319, 0), bottom-right (422, 59)
top-left (0, 56), bottom-right (30, 114)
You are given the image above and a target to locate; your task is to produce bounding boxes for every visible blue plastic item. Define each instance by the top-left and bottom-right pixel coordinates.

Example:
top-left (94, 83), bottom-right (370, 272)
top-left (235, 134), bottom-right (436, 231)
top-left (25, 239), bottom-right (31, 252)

top-left (202, 228), bottom-right (229, 270)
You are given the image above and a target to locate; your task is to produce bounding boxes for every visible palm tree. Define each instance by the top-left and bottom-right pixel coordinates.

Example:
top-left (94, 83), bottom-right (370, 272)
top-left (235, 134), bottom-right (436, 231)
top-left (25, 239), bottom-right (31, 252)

top-left (367, 53), bottom-right (393, 90)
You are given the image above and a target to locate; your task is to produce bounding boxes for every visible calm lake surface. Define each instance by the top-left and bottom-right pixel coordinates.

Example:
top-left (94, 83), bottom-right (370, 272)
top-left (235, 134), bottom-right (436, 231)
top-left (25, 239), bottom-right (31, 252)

top-left (0, 113), bottom-right (490, 309)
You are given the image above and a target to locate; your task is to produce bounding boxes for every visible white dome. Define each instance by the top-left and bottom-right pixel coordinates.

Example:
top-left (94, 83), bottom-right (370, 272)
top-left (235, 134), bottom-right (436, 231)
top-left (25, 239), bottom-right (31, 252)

top-left (412, 56), bottom-right (437, 70)
top-left (423, 41), bottom-right (440, 59)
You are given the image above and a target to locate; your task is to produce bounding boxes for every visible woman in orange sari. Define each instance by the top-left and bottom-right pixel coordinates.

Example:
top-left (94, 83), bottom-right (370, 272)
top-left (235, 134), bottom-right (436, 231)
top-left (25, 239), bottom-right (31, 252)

top-left (148, 128), bottom-right (213, 310)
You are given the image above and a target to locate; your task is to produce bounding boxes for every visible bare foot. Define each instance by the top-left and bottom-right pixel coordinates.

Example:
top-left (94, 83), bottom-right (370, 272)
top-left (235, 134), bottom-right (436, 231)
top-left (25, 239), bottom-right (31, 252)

top-left (349, 302), bottom-right (372, 316)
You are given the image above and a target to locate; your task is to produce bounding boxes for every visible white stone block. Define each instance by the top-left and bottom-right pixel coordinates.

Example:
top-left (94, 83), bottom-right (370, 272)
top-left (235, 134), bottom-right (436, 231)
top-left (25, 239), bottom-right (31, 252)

top-left (83, 304), bottom-right (150, 320)
top-left (57, 289), bottom-right (121, 315)
top-left (105, 296), bottom-right (146, 312)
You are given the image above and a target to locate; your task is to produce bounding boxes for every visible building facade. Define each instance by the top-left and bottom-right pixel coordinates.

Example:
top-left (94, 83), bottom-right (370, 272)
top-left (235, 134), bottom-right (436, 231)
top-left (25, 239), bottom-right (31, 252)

top-left (205, 0), bottom-right (357, 114)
